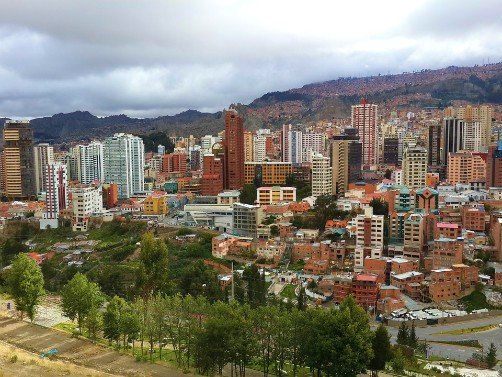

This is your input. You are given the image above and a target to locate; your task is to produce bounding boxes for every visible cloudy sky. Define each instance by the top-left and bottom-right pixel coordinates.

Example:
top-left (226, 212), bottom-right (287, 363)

top-left (0, 0), bottom-right (500, 118)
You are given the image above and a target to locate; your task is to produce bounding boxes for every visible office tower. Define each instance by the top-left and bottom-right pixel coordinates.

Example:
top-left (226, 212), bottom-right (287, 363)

top-left (351, 99), bottom-right (378, 167)
top-left (2, 120), bottom-right (36, 197)
top-left (383, 137), bottom-right (399, 165)
top-left (487, 141), bottom-right (502, 187)
top-left (281, 124), bottom-right (303, 164)
top-left (40, 162), bottom-right (68, 229)
top-left (331, 128), bottom-right (362, 196)
top-left (281, 124), bottom-right (292, 162)
top-left (201, 135), bottom-right (221, 153)
top-left (428, 124), bottom-right (442, 166)
top-left (462, 121), bottom-right (483, 151)
top-left (445, 105), bottom-right (493, 147)
top-left (402, 144), bottom-right (427, 189)
top-left (157, 144), bottom-right (166, 155)
top-left (311, 152), bottom-right (332, 197)
top-left (302, 132), bottom-right (326, 162)
top-left (232, 203), bottom-right (264, 238)
top-left (162, 150), bottom-right (187, 174)
top-left (103, 133), bottom-right (145, 199)
top-left (244, 162), bottom-right (293, 186)
top-left (189, 146), bottom-right (201, 171)
top-left (253, 133), bottom-right (267, 162)
top-left (71, 141), bottom-right (104, 184)
top-left (223, 109), bottom-right (245, 190)
top-left (33, 143), bottom-right (54, 193)
top-left (354, 207), bottom-right (384, 271)
top-left (447, 150), bottom-right (486, 184)
top-left (201, 154), bottom-right (224, 196)
top-left (71, 184), bottom-right (103, 231)
top-left (244, 131), bottom-right (254, 162)
top-left (443, 117), bottom-right (464, 162)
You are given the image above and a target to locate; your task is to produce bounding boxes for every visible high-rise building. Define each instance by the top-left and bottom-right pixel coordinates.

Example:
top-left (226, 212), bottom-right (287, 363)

top-left (71, 141), bottom-right (104, 184)
top-left (223, 109), bottom-right (245, 190)
top-left (351, 99), bottom-right (378, 167)
top-left (302, 132), bottom-right (326, 162)
top-left (71, 184), bottom-right (103, 231)
top-left (443, 118), bottom-right (464, 163)
top-left (232, 203), bottom-right (264, 238)
top-left (331, 128), bottom-right (362, 196)
top-left (311, 152), bottom-right (332, 197)
top-left (428, 124), bottom-right (442, 166)
top-left (463, 122), bottom-right (483, 151)
top-left (445, 105), bottom-right (493, 147)
top-left (253, 133), bottom-right (267, 162)
top-left (447, 150), bottom-right (486, 184)
top-left (281, 124), bottom-right (304, 164)
top-left (33, 143), bottom-right (54, 193)
top-left (244, 162), bottom-right (292, 186)
top-left (201, 135), bottom-right (221, 153)
top-left (487, 141), bottom-right (502, 188)
top-left (201, 154), bottom-right (224, 196)
top-left (2, 120), bottom-right (36, 197)
top-left (244, 131), bottom-right (254, 162)
top-left (383, 137), bottom-right (399, 165)
top-left (162, 151), bottom-right (187, 174)
top-left (40, 162), bottom-right (68, 229)
top-left (402, 144), bottom-right (427, 189)
top-left (103, 133), bottom-right (144, 199)
top-left (354, 207), bottom-right (384, 271)
top-left (157, 144), bottom-right (166, 155)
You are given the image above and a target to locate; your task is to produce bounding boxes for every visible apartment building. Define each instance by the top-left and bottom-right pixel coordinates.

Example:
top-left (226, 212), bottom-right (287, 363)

top-left (256, 186), bottom-right (296, 205)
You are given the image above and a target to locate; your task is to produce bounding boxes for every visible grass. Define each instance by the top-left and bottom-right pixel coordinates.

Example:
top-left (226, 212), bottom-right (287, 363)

top-left (280, 284), bottom-right (297, 300)
top-left (53, 322), bottom-right (77, 334)
top-left (429, 339), bottom-right (482, 349)
top-left (433, 324), bottom-right (499, 335)
top-left (458, 289), bottom-right (491, 312)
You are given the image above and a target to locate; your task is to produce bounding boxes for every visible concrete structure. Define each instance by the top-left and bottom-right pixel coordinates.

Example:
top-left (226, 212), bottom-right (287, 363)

top-left (244, 162), bottom-right (292, 186)
top-left (402, 144), bottom-right (427, 189)
top-left (40, 162), bottom-right (68, 229)
top-left (447, 150), bottom-right (486, 184)
top-left (2, 120), bottom-right (36, 197)
top-left (486, 140), bottom-right (502, 188)
top-left (383, 137), bottom-right (398, 165)
top-left (201, 153), bottom-right (224, 196)
top-left (351, 99), bottom-right (378, 167)
top-left (224, 109), bottom-right (245, 190)
top-left (428, 123), bottom-right (442, 166)
top-left (443, 117), bottom-right (464, 163)
top-left (311, 152), bottom-right (332, 197)
top-left (71, 141), bottom-right (104, 184)
top-left (144, 192), bottom-right (168, 215)
top-left (253, 133), bottom-right (267, 162)
top-left (331, 128), bottom-right (362, 196)
top-left (432, 238), bottom-right (464, 269)
top-left (257, 186), bottom-right (296, 205)
top-left (244, 131), bottom-right (254, 162)
top-left (103, 133), bottom-right (144, 199)
top-left (71, 184), bottom-right (103, 231)
top-left (232, 203), bottom-right (264, 238)
top-left (444, 105), bottom-right (492, 147)
top-left (33, 143), bottom-right (54, 193)
top-left (354, 207), bottom-right (384, 271)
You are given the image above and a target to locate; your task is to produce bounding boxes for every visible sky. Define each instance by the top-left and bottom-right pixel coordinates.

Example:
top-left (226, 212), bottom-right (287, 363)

top-left (0, 0), bottom-right (501, 118)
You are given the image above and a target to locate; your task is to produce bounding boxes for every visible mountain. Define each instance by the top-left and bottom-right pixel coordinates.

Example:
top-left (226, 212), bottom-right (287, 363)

top-left (16, 62), bottom-right (502, 143)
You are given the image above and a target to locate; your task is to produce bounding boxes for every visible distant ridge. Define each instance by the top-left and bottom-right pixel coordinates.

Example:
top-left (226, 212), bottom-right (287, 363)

top-left (9, 62), bottom-right (501, 143)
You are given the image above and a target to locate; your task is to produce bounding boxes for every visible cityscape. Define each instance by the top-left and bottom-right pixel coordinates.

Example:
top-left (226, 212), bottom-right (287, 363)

top-left (0, 1), bottom-right (502, 377)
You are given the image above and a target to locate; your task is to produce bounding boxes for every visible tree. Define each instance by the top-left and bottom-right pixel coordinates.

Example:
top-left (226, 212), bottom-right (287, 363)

top-left (384, 169), bottom-right (392, 180)
top-left (85, 307), bottom-right (102, 340)
top-left (270, 225), bottom-right (279, 237)
top-left (242, 264), bottom-right (265, 307)
top-left (485, 342), bottom-right (497, 368)
top-left (1, 238), bottom-right (29, 267)
top-left (136, 232), bottom-right (169, 300)
top-left (6, 253), bottom-right (45, 321)
top-left (369, 198), bottom-right (389, 216)
top-left (296, 287), bottom-right (306, 311)
top-left (61, 273), bottom-right (104, 334)
top-left (396, 322), bottom-right (409, 346)
top-left (103, 296), bottom-right (126, 346)
top-left (239, 184), bottom-right (257, 205)
top-left (369, 324), bottom-right (392, 376)
top-left (408, 322), bottom-right (418, 349)
top-left (390, 347), bottom-right (406, 374)
top-left (312, 194), bottom-right (341, 232)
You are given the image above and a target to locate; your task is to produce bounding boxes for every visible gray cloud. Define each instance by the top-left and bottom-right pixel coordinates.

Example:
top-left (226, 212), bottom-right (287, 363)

top-left (0, 0), bottom-right (500, 118)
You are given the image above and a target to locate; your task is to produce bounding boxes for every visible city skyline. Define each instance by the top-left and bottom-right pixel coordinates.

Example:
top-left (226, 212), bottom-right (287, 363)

top-left (0, 0), bottom-right (500, 119)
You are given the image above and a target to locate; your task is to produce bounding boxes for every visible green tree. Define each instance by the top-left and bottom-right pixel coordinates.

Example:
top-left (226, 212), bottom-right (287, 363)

top-left (61, 273), bottom-right (104, 334)
top-left (369, 324), bottom-right (392, 376)
top-left (85, 307), bottom-right (102, 340)
top-left (103, 295), bottom-right (127, 346)
top-left (384, 169), bottom-right (392, 180)
top-left (408, 322), bottom-right (418, 349)
top-left (369, 198), bottom-right (389, 216)
top-left (485, 342), bottom-right (497, 368)
top-left (296, 287), bottom-right (306, 311)
top-left (1, 238), bottom-right (29, 267)
top-left (136, 232), bottom-right (169, 300)
top-left (242, 264), bottom-right (265, 307)
top-left (396, 321), bottom-right (409, 346)
top-left (6, 253), bottom-right (45, 321)
top-left (390, 347), bottom-right (406, 374)
top-left (270, 225), bottom-right (279, 237)
top-left (239, 184), bottom-right (257, 205)
top-left (312, 194), bottom-right (346, 232)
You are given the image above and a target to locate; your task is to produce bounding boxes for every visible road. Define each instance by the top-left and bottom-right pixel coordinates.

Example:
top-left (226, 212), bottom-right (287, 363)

top-left (385, 315), bottom-right (502, 362)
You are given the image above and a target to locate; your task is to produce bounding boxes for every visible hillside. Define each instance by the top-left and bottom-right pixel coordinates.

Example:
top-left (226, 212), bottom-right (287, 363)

top-left (7, 62), bottom-right (502, 143)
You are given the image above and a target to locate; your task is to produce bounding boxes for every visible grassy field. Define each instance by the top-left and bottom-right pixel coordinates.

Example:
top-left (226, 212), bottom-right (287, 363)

top-left (429, 339), bottom-right (482, 348)
top-left (280, 284), bottom-right (297, 300)
top-left (433, 324), bottom-right (499, 335)
top-left (459, 290), bottom-right (492, 312)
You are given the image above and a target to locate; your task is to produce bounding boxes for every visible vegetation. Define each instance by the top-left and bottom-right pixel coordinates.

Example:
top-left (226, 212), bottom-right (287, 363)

top-left (140, 131), bottom-right (175, 153)
top-left (6, 253), bottom-right (45, 321)
top-left (433, 323), bottom-right (499, 335)
top-left (369, 324), bottom-right (392, 376)
top-left (286, 174), bottom-right (311, 200)
top-left (431, 339), bottom-right (482, 348)
top-left (279, 284), bottom-right (297, 300)
top-left (239, 184), bottom-right (257, 205)
top-left (486, 342), bottom-right (498, 369)
top-left (459, 287), bottom-right (493, 312)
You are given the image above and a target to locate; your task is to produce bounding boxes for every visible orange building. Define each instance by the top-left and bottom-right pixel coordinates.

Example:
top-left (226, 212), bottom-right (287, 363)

top-left (429, 268), bottom-right (461, 302)
top-left (363, 257), bottom-right (388, 284)
top-left (452, 264), bottom-right (479, 291)
top-left (462, 206), bottom-right (486, 232)
top-left (352, 274), bottom-right (379, 309)
top-left (224, 109), bottom-right (245, 190)
top-left (102, 183), bottom-right (118, 209)
top-left (390, 257), bottom-right (419, 275)
top-left (447, 150), bottom-right (486, 184)
top-left (431, 238), bottom-right (464, 269)
top-left (377, 285), bottom-right (405, 314)
top-left (390, 271), bottom-right (424, 299)
top-left (332, 274), bottom-right (353, 304)
top-left (201, 154), bottom-right (224, 196)
top-left (435, 222), bottom-right (461, 239)
top-left (162, 151), bottom-right (188, 174)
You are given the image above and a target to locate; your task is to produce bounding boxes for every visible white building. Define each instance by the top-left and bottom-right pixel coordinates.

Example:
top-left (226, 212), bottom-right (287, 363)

top-left (302, 132), bottom-right (326, 162)
top-left (33, 143), bottom-right (54, 194)
top-left (201, 135), bottom-right (221, 154)
top-left (463, 121), bottom-right (483, 151)
top-left (232, 203), bottom-right (264, 238)
top-left (354, 207), bottom-right (384, 271)
top-left (71, 184), bottom-right (103, 231)
top-left (71, 141), bottom-right (104, 184)
top-left (253, 133), bottom-right (267, 162)
top-left (311, 153), bottom-right (332, 197)
top-left (402, 144), bottom-right (427, 189)
top-left (103, 133), bottom-right (144, 199)
top-left (257, 186), bottom-right (296, 205)
top-left (40, 162), bottom-right (68, 229)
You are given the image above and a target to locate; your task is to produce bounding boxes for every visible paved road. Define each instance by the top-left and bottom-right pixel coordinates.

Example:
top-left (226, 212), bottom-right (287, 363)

top-left (385, 315), bottom-right (502, 362)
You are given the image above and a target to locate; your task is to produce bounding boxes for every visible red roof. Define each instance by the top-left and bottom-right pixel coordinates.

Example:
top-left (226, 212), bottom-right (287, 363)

top-left (355, 274), bottom-right (378, 282)
top-left (437, 222), bottom-right (459, 229)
